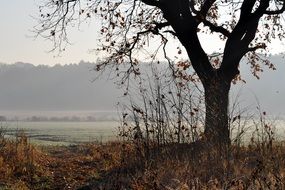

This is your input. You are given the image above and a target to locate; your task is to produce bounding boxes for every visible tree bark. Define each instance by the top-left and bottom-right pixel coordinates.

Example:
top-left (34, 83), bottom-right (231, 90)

top-left (203, 75), bottom-right (231, 151)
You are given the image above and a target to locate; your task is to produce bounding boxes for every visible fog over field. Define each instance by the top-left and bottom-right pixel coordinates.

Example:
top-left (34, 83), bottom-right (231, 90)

top-left (0, 55), bottom-right (284, 118)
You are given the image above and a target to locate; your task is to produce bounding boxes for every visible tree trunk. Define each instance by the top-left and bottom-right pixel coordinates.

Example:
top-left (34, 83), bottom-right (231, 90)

top-left (203, 76), bottom-right (231, 151)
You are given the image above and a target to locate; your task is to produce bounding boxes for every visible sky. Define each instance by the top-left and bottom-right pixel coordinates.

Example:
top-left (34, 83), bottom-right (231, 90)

top-left (0, 0), bottom-right (101, 65)
top-left (1, 1), bottom-right (285, 66)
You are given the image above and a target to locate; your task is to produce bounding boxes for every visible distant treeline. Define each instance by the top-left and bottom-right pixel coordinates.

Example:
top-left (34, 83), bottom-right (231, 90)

top-left (0, 115), bottom-right (117, 122)
top-left (0, 61), bottom-right (121, 111)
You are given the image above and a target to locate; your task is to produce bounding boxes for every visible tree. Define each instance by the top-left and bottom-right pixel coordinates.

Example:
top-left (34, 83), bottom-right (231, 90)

top-left (35, 0), bottom-right (285, 149)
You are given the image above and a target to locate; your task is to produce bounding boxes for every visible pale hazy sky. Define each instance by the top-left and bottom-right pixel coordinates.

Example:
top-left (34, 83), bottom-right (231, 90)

top-left (0, 0), bottom-right (100, 65)
top-left (0, 1), bottom-right (284, 66)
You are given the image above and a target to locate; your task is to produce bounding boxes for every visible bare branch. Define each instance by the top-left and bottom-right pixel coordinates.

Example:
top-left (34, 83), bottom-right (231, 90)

top-left (189, 0), bottom-right (199, 14)
top-left (163, 30), bottom-right (177, 36)
top-left (247, 43), bottom-right (267, 52)
top-left (203, 20), bottom-right (230, 37)
top-left (140, 0), bottom-right (161, 7)
top-left (264, 0), bottom-right (285, 15)
top-left (152, 21), bottom-right (170, 34)
top-left (200, 0), bottom-right (216, 18)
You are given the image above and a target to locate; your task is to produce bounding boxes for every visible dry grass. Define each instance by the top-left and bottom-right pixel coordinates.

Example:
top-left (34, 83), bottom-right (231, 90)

top-left (0, 131), bottom-right (285, 189)
top-left (0, 131), bottom-right (127, 189)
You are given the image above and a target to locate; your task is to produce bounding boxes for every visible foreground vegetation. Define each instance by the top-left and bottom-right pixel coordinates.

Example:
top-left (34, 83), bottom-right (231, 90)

top-left (0, 129), bottom-right (285, 190)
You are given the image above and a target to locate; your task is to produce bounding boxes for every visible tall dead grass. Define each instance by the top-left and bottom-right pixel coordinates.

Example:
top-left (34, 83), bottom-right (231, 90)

top-left (0, 125), bottom-right (285, 189)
